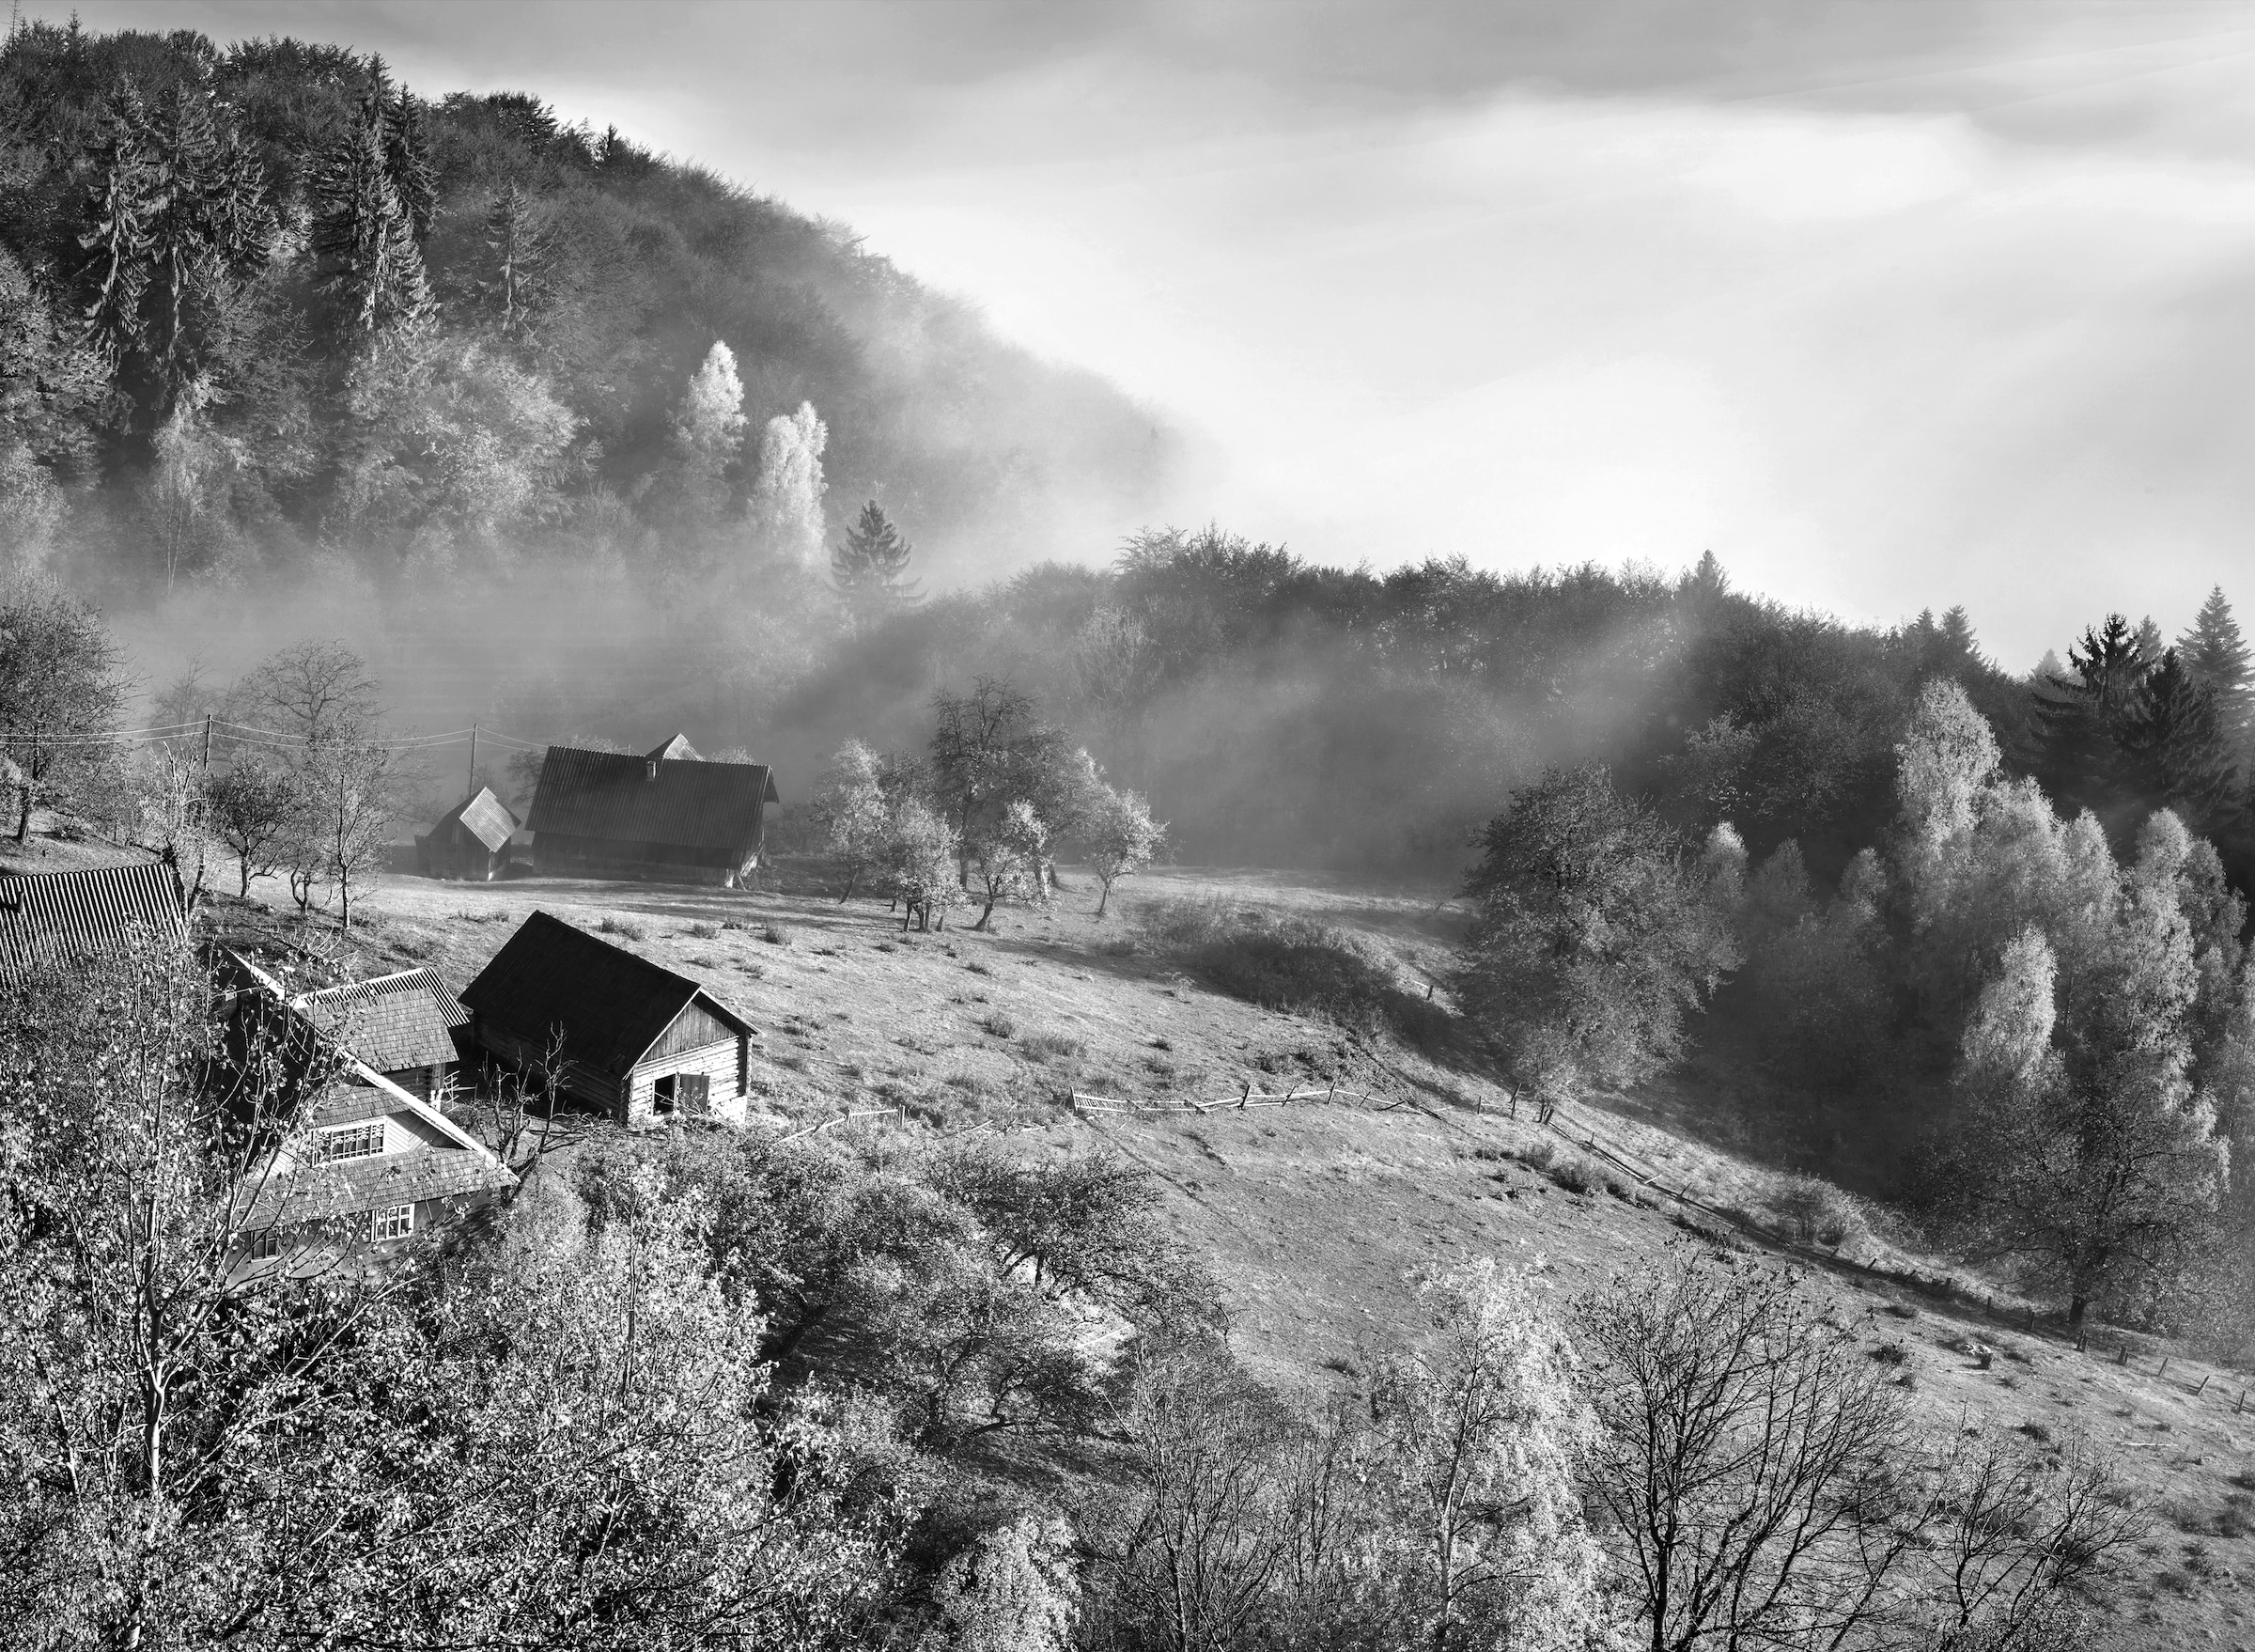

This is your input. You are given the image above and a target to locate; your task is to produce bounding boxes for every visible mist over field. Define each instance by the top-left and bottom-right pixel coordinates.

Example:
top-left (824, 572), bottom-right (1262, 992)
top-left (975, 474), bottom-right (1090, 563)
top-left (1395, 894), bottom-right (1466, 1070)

top-left (19, 12), bottom-right (2255, 1652)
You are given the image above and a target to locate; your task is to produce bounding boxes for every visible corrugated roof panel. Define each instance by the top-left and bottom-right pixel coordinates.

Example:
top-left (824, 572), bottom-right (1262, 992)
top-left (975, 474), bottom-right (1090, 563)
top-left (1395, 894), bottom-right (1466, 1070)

top-left (0, 862), bottom-right (186, 983)
top-left (524, 747), bottom-right (775, 854)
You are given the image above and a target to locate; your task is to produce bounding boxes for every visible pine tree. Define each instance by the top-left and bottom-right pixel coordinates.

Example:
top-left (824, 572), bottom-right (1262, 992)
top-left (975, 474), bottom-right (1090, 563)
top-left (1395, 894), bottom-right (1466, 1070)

top-left (383, 86), bottom-right (436, 242)
top-left (2127, 650), bottom-right (2240, 839)
top-left (75, 77), bottom-right (274, 418)
top-left (2178, 585), bottom-right (2253, 740)
top-left (76, 83), bottom-right (158, 375)
top-left (832, 500), bottom-right (921, 630)
top-left (2031, 615), bottom-right (2150, 835)
top-left (311, 71), bottom-right (431, 336)
top-left (2136, 615), bottom-right (2166, 664)
top-left (477, 180), bottom-right (549, 340)
top-left (1937, 605), bottom-right (1988, 670)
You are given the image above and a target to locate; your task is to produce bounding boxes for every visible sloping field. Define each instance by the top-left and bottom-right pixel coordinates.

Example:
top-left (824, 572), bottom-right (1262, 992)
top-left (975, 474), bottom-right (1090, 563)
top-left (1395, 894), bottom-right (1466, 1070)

top-left (226, 860), bottom-right (2255, 1649)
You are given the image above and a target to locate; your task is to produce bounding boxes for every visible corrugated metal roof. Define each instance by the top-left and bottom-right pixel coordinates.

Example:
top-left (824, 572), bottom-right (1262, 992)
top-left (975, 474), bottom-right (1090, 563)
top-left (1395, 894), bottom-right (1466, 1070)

top-left (524, 746), bottom-right (778, 855)
top-left (460, 910), bottom-right (753, 1076)
top-left (296, 968), bottom-right (469, 1074)
top-left (426, 787), bottom-right (520, 854)
top-left (0, 861), bottom-right (185, 983)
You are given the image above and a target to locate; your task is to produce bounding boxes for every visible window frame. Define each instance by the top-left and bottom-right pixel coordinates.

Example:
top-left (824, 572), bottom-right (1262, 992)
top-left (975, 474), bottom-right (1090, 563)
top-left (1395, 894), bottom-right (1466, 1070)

top-left (367, 1203), bottom-right (414, 1242)
top-left (317, 1120), bottom-right (386, 1162)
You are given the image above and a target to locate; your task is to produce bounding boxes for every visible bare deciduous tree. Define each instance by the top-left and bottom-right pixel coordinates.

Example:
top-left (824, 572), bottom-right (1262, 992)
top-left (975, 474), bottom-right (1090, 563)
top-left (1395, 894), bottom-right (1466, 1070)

top-left (1578, 1247), bottom-right (1914, 1652)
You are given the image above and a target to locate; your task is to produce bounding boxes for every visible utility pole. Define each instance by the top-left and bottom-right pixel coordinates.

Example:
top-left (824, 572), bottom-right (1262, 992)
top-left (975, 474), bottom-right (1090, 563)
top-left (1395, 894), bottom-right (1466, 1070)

top-left (200, 713), bottom-right (212, 772)
top-left (467, 722), bottom-right (477, 800)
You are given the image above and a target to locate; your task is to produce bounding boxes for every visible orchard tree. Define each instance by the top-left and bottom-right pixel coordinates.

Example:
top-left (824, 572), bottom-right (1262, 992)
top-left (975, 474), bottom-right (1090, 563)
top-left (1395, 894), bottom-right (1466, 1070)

top-left (204, 756), bottom-right (303, 897)
top-left (966, 799), bottom-right (1048, 931)
top-left (1455, 765), bottom-right (1738, 1115)
top-left (1083, 779), bottom-right (1166, 918)
top-left (929, 678), bottom-right (1073, 879)
top-left (812, 739), bottom-right (890, 902)
top-left (0, 581), bottom-right (127, 840)
top-left (880, 795), bottom-right (960, 932)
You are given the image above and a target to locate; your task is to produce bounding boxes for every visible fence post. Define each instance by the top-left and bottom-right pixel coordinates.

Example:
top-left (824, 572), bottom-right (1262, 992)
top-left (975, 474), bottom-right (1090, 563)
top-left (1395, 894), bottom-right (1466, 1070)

top-left (1239, 1079), bottom-right (1252, 1110)
top-left (2158, 1356), bottom-right (2170, 1379)
top-left (2196, 1374), bottom-right (2210, 1397)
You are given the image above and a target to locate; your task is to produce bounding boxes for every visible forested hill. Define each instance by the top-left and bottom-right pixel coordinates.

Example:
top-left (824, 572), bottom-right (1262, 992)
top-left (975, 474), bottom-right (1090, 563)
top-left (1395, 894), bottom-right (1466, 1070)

top-left (0, 22), bottom-right (1172, 596)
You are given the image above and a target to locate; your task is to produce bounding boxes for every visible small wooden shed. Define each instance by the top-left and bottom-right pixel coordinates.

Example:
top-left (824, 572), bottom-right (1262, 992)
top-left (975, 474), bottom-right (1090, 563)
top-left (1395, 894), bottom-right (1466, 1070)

top-left (415, 787), bottom-right (519, 881)
top-left (459, 911), bottom-right (759, 1127)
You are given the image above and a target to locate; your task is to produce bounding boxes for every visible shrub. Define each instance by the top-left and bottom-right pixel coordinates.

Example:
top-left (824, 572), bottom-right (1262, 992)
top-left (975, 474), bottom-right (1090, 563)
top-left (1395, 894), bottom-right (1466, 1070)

top-left (760, 926), bottom-right (789, 946)
top-left (1547, 1155), bottom-right (1597, 1196)
top-left (1760, 1173), bottom-right (1870, 1249)
top-left (978, 1012), bottom-right (1016, 1039)
top-left (597, 915), bottom-right (647, 942)
top-left (683, 922), bottom-right (719, 940)
top-left (1516, 1140), bottom-right (1557, 1172)
top-left (1020, 1033), bottom-right (1085, 1063)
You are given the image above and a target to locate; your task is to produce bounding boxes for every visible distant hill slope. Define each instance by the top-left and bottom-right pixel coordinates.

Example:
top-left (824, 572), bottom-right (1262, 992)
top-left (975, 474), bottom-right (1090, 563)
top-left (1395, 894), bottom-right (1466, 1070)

top-left (0, 22), bottom-right (1174, 593)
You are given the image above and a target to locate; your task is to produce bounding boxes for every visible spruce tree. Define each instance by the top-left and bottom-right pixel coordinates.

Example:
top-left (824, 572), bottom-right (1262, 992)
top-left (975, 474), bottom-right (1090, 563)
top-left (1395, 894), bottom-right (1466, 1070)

top-left (2126, 649), bottom-right (2239, 840)
top-left (478, 180), bottom-right (550, 340)
top-left (832, 500), bottom-right (921, 629)
top-left (384, 86), bottom-right (436, 242)
top-left (2178, 585), bottom-right (2253, 740)
top-left (2031, 615), bottom-right (2149, 834)
top-left (311, 73), bottom-right (431, 336)
top-left (1937, 605), bottom-right (1988, 670)
top-left (76, 85), bottom-right (157, 375)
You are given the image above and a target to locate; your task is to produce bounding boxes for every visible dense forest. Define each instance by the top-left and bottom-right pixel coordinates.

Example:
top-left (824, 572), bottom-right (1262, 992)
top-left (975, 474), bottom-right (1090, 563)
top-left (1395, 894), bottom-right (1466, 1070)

top-left (0, 21), bottom-right (1171, 600)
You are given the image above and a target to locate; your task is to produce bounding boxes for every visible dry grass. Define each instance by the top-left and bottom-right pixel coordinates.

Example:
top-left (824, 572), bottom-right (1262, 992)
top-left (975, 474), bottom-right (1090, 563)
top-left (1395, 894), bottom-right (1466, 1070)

top-left (196, 854), bottom-right (2255, 1651)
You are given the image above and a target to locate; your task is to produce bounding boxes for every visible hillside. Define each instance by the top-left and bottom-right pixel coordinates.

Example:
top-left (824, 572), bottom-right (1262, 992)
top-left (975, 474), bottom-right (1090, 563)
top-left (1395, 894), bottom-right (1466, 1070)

top-left (0, 21), bottom-right (1174, 598)
top-left (210, 855), bottom-right (2255, 1652)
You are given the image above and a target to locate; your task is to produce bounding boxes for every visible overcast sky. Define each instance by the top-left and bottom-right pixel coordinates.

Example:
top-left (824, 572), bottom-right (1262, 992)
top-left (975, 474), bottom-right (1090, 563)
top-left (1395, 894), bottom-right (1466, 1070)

top-left (47, 0), bottom-right (2255, 664)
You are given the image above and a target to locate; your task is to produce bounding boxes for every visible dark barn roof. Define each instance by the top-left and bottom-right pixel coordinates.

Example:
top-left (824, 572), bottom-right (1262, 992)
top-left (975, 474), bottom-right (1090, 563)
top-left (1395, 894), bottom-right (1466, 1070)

top-left (526, 744), bottom-right (778, 855)
top-left (0, 861), bottom-right (185, 983)
top-left (460, 911), bottom-right (753, 1075)
top-left (297, 968), bottom-right (470, 1074)
top-left (426, 787), bottom-right (520, 854)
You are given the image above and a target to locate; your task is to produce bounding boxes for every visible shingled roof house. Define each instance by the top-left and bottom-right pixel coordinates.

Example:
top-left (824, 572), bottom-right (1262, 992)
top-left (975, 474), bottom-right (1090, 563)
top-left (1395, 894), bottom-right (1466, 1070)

top-left (215, 953), bottom-right (517, 1274)
top-left (0, 860), bottom-right (185, 985)
top-left (415, 786), bottom-right (520, 881)
top-left (525, 736), bottom-right (778, 886)
top-left (461, 911), bottom-right (759, 1127)
top-left (294, 967), bottom-right (472, 1100)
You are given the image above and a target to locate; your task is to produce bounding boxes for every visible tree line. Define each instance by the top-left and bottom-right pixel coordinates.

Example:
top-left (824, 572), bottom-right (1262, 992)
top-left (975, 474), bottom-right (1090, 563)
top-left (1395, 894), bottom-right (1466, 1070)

top-left (0, 923), bottom-right (2140, 1649)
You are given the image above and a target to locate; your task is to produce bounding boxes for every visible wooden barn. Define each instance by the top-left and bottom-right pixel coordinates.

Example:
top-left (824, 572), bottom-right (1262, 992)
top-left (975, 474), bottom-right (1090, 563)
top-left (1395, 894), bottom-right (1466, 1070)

top-left (460, 910), bottom-right (760, 1127)
top-left (213, 951), bottom-right (517, 1275)
top-left (525, 736), bottom-right (778, 887)
top-left (0, 860), bottom-right (186, 985)
top-left (294, 967), bottom-right (472, 1100)
top-left (415, 787), bottom-right (519, 881)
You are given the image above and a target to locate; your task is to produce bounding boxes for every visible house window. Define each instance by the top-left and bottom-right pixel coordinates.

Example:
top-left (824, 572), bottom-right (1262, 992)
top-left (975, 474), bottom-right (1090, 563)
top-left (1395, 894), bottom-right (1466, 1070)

top-left (246, 1227), bottom-right (282, 1261)
top-left (368, 1204), bottom-right (414, 1242)
top-left (318, 1121), bottom-right (385, 1162)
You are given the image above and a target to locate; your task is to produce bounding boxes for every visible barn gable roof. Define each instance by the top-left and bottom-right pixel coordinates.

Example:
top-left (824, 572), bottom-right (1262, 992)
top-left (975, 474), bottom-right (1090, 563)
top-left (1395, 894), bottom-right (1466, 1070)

top-left (426, 787), bottom-right (520, 854)
top-left (459, 911), bottom-right (753, 1075)
top-left (646, 733), bottom-right (701, 762)
top-left (525, 746), bottom-right (778, 854)
top-left (0, 861), bottom-right (185, 984)
top-left (296, 967), bottom-right (470, 1074)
